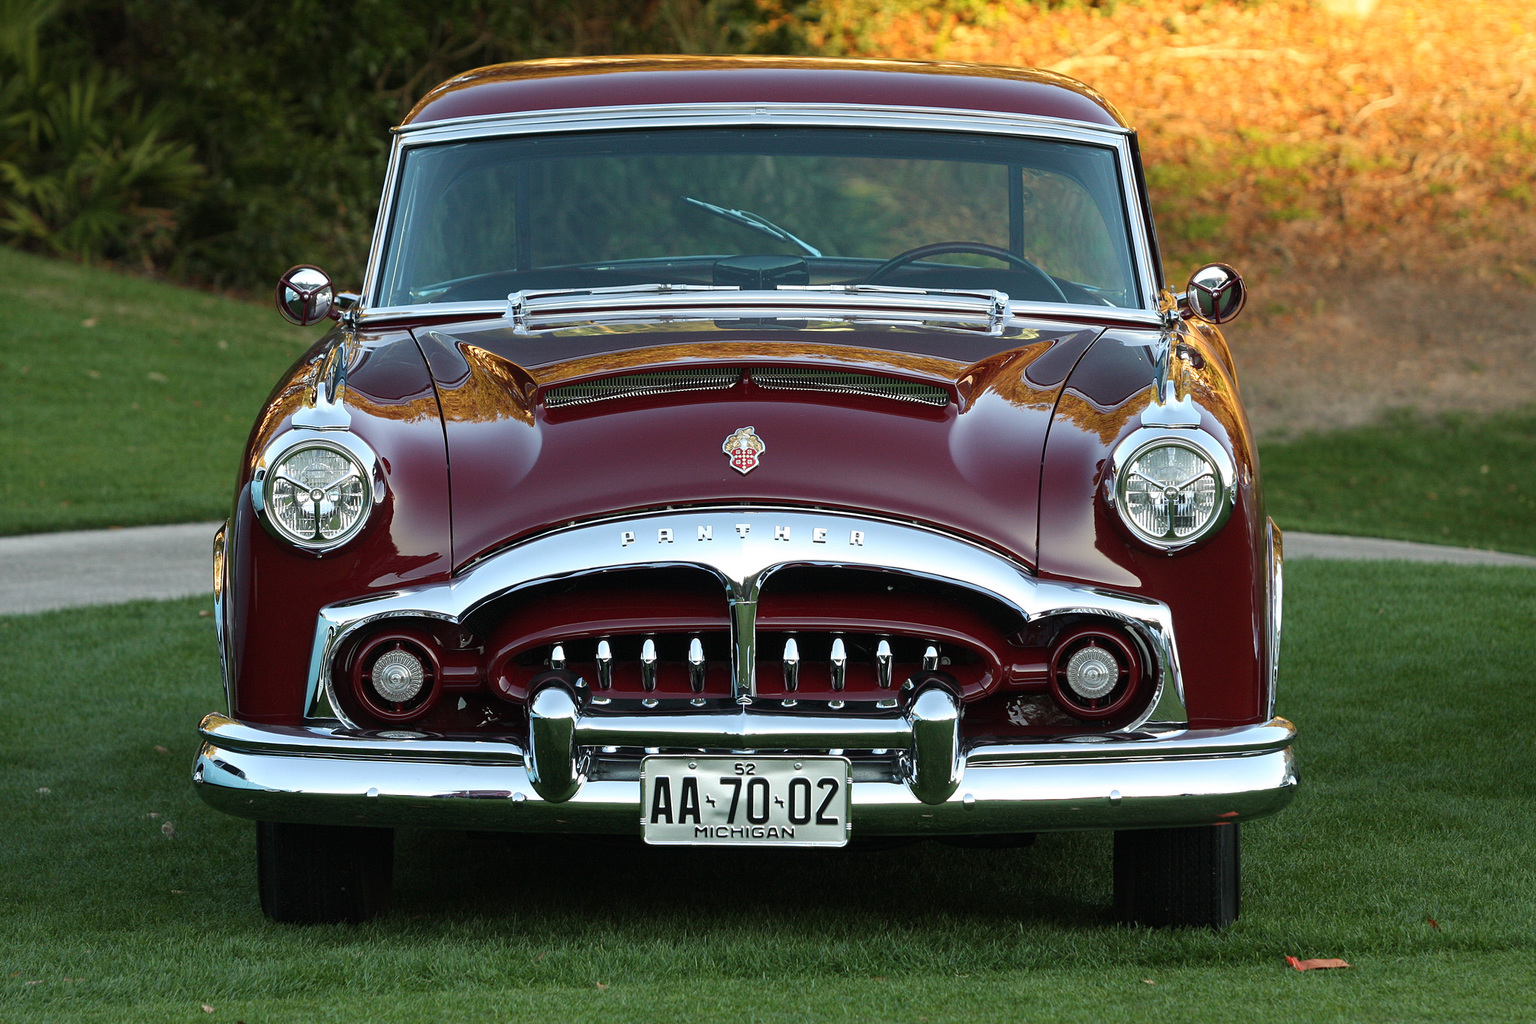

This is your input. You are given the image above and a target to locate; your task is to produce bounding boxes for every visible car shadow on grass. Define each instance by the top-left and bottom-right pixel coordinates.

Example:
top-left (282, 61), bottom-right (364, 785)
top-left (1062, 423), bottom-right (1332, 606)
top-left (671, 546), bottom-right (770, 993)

top-left (392, 827), bottom-right (1115, 931)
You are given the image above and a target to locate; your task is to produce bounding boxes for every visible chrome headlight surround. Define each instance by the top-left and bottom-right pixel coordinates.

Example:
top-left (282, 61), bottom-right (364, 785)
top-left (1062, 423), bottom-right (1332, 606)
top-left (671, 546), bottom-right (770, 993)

top-left (250, 430), bottom-right (385, 553)
top-left (1106, 428), bottom-right (1236, 552)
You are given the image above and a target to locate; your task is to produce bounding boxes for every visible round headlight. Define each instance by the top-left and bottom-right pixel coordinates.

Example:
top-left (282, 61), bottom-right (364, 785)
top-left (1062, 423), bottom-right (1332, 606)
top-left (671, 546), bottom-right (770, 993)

top-left (1111, 432), bottom-right (1234, 550)
top-left (254, 434), bottom-right (380, 550)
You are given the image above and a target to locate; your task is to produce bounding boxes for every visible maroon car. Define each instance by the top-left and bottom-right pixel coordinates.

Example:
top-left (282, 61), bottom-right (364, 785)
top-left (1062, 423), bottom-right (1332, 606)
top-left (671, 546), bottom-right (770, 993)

top-left (194, 56), bottom-right (1294, 927)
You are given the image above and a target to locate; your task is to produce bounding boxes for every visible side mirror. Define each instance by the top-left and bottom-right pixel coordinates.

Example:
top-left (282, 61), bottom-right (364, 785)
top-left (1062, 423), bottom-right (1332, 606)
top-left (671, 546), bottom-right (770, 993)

top-left (275, 265), bottom-right (335, 326)
top-left (1179, 263), bottom-right (1246, 324)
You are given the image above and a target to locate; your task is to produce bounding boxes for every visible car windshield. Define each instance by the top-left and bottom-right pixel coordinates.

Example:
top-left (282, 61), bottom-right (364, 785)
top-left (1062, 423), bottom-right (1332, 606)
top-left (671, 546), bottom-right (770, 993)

top-left (375, 127), bottom-right (1143, 310)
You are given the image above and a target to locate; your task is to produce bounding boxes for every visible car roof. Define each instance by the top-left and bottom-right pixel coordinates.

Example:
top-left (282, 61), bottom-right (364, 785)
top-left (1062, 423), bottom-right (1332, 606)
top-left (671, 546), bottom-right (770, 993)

top-left (401, 55), bottom-right (1128, 130)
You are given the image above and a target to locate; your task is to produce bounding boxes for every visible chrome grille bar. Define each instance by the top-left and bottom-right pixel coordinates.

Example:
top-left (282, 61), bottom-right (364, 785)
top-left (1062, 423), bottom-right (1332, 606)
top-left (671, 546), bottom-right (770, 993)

top-left (595, 639), bottom-right (613, 689)
top-left (640, 638), bottom-right (658, 691)
top-left (688, 637), bottom-right (706, 693)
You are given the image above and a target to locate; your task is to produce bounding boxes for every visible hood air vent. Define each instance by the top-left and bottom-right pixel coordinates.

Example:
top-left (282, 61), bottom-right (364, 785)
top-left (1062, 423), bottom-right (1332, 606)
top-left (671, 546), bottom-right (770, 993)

top-left (750, 367), bottom-right (949, 407)
top-left (544, 368), bottom-right (742, 408)
top-left (543, 366), bottom-right (949, 409)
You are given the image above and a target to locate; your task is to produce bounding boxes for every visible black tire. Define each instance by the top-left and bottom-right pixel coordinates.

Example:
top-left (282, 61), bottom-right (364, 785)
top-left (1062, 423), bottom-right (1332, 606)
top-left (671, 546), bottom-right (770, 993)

top-left (256, 821), bottom-right (394, 924)
top-left (1113, 823), bottom-right (1240, 928)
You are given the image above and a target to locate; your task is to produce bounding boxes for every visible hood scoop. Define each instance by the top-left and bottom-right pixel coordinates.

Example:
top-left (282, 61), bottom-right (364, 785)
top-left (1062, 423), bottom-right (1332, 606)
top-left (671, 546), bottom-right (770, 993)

top-left (543, 366), bottom-right (952, 410)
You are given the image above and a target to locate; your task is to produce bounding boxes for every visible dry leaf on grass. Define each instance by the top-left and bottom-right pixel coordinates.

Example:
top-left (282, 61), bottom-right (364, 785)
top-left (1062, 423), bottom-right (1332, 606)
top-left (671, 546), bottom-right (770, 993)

top-left (595, 982), bottom-right (608, 990)
top-left (1287, 956), bottom-right (1351, 971)
top-left (202, 1005), bottom-right (215, 1013)
top-left (161, 821), bottom-right (176, 839)
top-left (154, 745), bottom-right (169, 754)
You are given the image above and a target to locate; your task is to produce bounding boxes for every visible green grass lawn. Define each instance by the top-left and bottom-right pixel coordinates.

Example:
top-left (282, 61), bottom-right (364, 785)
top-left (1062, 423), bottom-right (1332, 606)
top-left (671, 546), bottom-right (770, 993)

top-left (1262, 408), bottom-right (1536, 556)
top-left (2, 560), bottom-right (1533, 1022)
top-left (0, 248), bottom-right (323, 536)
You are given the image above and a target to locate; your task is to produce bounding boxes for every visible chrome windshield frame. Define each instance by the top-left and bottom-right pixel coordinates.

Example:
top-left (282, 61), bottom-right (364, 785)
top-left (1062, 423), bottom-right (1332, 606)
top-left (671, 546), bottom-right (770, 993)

top-left (359, 102), bottom-right (1162, 323)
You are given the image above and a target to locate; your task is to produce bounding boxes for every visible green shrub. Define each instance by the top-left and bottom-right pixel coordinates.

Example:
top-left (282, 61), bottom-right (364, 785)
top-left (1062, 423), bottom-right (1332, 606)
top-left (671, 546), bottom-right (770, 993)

top-left (0, 0), bottom-right (201, 264)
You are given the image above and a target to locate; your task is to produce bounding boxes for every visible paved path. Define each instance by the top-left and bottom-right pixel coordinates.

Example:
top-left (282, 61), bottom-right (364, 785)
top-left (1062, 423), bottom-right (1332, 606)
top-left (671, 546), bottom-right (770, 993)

top-left (0, 522), bottom-right (221, 615)
top-left (1, 522), bottom-right (1533, 616)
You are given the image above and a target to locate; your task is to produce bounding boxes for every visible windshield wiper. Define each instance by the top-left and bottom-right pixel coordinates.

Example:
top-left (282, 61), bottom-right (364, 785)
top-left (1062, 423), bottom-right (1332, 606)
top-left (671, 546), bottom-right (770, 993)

top-left (682, 196), bottom-right (822, 258)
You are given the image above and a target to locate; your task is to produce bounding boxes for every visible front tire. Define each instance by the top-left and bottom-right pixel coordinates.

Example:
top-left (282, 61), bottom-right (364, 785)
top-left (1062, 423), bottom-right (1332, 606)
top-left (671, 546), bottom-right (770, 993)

top-left (1113, 823), bottom-right (1240, 928)
top-left (257, 821), bottom-right (394, 924)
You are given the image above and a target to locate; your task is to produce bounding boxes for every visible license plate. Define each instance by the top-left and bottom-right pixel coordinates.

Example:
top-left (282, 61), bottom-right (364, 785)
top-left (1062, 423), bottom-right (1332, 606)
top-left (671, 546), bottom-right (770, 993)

top-left (640, 756), bottom-right (851, 847)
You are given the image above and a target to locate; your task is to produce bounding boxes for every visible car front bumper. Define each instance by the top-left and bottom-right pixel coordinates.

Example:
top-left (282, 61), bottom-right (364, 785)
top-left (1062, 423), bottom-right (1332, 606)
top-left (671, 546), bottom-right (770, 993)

top-left (193, 711), bottom-right (1297, 836)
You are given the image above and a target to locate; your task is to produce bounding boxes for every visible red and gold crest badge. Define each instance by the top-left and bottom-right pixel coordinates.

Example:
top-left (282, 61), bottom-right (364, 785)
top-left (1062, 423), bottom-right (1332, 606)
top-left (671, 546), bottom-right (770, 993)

top-left (722, 426), bottom-right (766, 475)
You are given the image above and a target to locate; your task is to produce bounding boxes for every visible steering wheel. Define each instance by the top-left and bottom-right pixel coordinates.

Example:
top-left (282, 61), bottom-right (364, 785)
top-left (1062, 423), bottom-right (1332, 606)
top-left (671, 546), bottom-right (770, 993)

top-left (864, 241), bottom-right (1067, 302)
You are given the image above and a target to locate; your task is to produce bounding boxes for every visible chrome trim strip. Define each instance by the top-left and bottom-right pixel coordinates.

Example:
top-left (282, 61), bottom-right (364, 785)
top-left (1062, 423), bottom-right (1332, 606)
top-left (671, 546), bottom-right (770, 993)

top-left (362, 102), bottom-right (1158, 318)
top-left (304, 508), bottom-right (1187, 730)
top-left (1267, 518), bottom-right (1284, 719)
top-left (213, 521), bottom-right (231, 712)
top-left (508, 284), bottom-right (1014, 336)
top-left (356, 300), bottom-right (1163, 331)
top-left (194, 715), bottom-right (1297, 834)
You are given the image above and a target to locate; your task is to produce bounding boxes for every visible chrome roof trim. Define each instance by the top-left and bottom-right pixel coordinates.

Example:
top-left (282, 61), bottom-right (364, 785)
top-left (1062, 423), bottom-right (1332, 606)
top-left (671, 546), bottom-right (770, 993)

top-left (392, 101), bottom-right (1135, 139)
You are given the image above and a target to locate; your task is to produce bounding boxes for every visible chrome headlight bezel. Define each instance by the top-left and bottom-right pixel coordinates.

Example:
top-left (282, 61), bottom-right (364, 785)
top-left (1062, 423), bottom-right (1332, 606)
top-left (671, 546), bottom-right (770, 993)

top-left (1106, 428), bottom-right (1236, 552)
top-left (250, 430), bottom-right (385, 553)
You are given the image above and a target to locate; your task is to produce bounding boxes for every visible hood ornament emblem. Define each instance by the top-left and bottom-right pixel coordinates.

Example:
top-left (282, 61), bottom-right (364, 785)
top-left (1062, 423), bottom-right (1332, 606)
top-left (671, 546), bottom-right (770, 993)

top-left (722, 426), bottom-right (766, 475)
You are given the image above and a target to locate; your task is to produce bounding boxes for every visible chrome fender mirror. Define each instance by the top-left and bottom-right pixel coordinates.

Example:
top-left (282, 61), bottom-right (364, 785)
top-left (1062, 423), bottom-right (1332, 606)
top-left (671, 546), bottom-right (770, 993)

top-left (1179, 263), bottom-right (1246, 324)
top-left (275, 265), bottom-right (335, 326)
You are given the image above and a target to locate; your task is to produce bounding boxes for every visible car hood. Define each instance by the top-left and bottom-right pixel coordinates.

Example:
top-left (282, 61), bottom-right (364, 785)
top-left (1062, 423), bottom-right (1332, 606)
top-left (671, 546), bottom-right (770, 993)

top-left (409, 319), bottom-right (1107, 571)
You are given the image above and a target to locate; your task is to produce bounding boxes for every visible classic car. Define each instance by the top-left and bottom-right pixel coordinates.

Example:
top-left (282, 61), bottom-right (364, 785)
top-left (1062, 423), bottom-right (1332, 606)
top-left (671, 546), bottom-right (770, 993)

top-left (193, 55), bottom-right (1295, 927)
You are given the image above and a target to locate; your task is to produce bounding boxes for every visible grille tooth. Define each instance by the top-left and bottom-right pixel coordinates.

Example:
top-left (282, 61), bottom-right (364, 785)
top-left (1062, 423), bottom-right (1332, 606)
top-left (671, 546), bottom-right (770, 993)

top-left (640, 638), bottom-right (658, 691)
top-left (922, 644), bottom-right (941, 672)
top-left (688, 637), bottom-right (706, 693)
top-left (830, 637), bottom-right (847, 691)
top-left (548, 644), bottom-right (566, 670)
top-left (750, 367), bottom-right (949, 407)
top-left (875, 639), bottom-right (893, 688)
top-left (544, 368), bottom-right (741, 408)
top-left (595, 639), bottom-right (613, 689)
top-left (783, 637), bottom-right (800, 692)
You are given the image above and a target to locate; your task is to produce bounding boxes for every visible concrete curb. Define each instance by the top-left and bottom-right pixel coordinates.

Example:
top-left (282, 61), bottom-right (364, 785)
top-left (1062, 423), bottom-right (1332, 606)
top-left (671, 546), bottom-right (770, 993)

top-left (2, 521), bottom-right (1533, 617)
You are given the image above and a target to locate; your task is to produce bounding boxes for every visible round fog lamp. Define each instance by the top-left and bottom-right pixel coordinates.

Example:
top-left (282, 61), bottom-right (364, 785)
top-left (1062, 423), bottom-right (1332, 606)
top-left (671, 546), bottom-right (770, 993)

top-left (371, 648), bottom-right (425, 703)
top-left (1064, 645), bottom-right (1119, 700)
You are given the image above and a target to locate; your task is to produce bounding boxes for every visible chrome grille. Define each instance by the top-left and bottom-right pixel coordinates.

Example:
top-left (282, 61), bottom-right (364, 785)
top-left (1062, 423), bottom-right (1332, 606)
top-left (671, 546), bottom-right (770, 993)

top-left (512, 632), bottom-right (972, 706)
top-left (749, 367), bottom-right (949, 406)
top-left (543, 368), bottom-right (741, 407)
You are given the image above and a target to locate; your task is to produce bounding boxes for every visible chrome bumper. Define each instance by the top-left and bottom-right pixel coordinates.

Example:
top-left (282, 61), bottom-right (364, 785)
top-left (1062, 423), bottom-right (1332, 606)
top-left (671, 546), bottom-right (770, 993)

top-left (193, 712), bottom-right (1297, 836)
